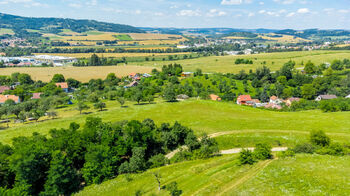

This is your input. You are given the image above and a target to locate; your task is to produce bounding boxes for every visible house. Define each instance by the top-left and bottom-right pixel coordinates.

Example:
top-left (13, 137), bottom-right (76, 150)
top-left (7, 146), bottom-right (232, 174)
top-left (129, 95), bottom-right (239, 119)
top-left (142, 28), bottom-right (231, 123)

top-left (284, 97), bottom-right (300, 106)
top-left (269, 96), bottom-right (282, 105)
top-left (315, 95), bottom-right (337, 101)
top-left (265, 103), bottom-right (282, 110)
top-left (246, 99), bottom-right (260, 106)
top-left (55, 82), bottom-right (69, 93)
top-left (142, 73), bottom-right (152, 78)
top-left (177, 94), bottom-right (189, 100)
top-left (346, 94), bottom-right (350, 99)
top-left (124, 81), bottom-right (138, 88)
top-left (0, 95), bottom-right (20, 104)
top-left (210, 94), bottom-right (221, 101)
top-left (31, 93), bottom-right (42, 99)
top-left (0, 52), bottom-right (6, 56)
top-left (0, 86), bottom-right (10, 94)
top-left (181, 72), bottom-right (192, 78)
top-left (236, 95), bottom-right (252, 105)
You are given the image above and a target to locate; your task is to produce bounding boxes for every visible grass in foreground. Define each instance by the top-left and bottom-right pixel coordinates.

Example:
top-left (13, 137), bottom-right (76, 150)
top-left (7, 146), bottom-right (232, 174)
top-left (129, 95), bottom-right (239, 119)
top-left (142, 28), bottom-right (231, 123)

top-left (1, 100), bottom-right (350, 145)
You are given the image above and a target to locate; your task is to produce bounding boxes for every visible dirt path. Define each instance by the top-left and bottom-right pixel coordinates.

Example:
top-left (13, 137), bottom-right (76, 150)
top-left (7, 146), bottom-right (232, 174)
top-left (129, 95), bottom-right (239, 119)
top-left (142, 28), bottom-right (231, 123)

top-left (220, 147), bottom-right (288, 155)
top-left (217, 159), bottom-right (274, 196)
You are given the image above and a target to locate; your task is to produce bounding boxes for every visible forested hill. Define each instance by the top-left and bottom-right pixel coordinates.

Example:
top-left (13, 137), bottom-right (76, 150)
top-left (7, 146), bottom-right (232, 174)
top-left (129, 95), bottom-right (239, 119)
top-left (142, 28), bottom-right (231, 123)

top-left (0, 13), bottom-right (144, 34)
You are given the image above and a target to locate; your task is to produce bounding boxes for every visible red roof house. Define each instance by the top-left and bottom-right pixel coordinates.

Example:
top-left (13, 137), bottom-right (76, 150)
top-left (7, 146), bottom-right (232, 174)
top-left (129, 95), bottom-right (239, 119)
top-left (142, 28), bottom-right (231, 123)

top-left (31, 93), bottom-right (42, 99)
top-left (55, 82), bottom-right (69, 92)
top-left (210, 94), bottom-right (221, 101)
top-left (0, 95), bottom-right (20, 104)
top-left (237, 95), bottom-right (252, 105)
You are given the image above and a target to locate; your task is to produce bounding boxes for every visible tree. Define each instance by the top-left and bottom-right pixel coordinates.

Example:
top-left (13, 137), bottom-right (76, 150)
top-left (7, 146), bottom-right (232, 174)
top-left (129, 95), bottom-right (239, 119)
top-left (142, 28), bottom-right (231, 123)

top-left (153, 172), bottom-right (162, 191)
top-left (18, 73), bottom-right (33, 85)
top-left (304, 61), bottom-right (316, 74)
top-left (301, 84), bottom-right (316, 100)
top-left (43, 151), bottom-right (80, 196)
top-left (239, 149), bottom-right (256, 165)
top-left (51, 74), bottom-right (65, 83)
top-left (94, 101), bottom-right (106, 111)
top-left (117, 97), bottom-right (125, 107)
top-left (146, 95), bottom-right (154, 104)
top-left (132, 90), bottom-right (144, 105)
top-left (310, 130), bottom-right (330, 147)
top-left (76, 101), bottom-right (90, 114)
top-left (128, 147), bottom-right (147, 173)
top-left (254, 143), bottom-right (273, 160)
top-left (163, 84), bottom-right (176, 102)
top-left (166, 182), bottom-right (182, 196)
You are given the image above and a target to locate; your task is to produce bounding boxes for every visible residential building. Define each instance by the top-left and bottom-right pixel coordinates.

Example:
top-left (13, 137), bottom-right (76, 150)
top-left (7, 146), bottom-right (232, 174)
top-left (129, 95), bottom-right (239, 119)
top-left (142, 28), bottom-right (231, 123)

top-left (31, 93), bottom-right (42, 99)
top-left (55, 82), bottom-right (69, 93)
top-left (284, 97), bottom-right (301, 106)
top-left (181, 72), bottom-right (192, 78)
top-left (210, 94), bottom-right (221, 101)
top-left (346, 94), bottom-right (350, 99)
top-left (0, 86), bottom-right (10, 94)
top-left (237, 95), bottom-right (252, 105)
top-left (315, 95), bottom-right (337, 101)
top-left (0, 95), bottom-right (20, 104)
top-left (269, 96), bottom-right (282, 105)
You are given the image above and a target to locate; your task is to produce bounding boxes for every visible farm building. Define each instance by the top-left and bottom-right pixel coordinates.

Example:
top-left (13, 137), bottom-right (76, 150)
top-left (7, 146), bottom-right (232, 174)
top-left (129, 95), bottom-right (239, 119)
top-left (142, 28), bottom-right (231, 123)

top-left (31, 93), bottom-right (42, 99)
top-left (237, 95), bottom-right (252, 105)
top-left (55, 82), bottom-right (69, 93)
top-left (124, 81), bottom-right (139, 88)
top-left (0, 95), bottom-right (20, 104)
top-left (315, 95), bottom-right (337, 101)
top-left (210, 94), bottom-right (221, 101)
top-left (284, 97), bottom-right (300, 106)
top-left (0, 86), bottom-right (10, 94)
top-left (246, 99), bottom-right (261, 106)
top-left (181, 72), bottom-right (192, 78)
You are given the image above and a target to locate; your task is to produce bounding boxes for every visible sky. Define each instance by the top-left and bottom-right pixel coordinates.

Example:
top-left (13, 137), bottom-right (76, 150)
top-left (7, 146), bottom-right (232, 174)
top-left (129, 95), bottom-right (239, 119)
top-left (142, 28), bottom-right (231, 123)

top-left (1, 0), bottom-right (350, 29)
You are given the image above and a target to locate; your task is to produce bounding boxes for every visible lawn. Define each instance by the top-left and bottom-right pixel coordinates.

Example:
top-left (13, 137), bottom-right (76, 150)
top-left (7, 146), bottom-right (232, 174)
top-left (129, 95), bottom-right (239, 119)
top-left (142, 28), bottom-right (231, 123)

top-left (113, 34), bottom-right (133, 41)
top-left (75, 154), bottom-right (350, 196)
top-left (0, 28), bottom-right (14, 35)
top-left (0, 65), bottom-right (155, 82)
top-left (1, 100), bottom-right (350, 146)
top-left (131, 50), bottom-right (350, 73)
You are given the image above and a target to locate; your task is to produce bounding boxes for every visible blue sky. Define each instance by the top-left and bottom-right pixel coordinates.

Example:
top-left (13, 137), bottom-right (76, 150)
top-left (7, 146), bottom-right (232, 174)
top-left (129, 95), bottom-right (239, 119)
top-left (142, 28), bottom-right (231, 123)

top-left (1, 0), bottom-right (350, 29)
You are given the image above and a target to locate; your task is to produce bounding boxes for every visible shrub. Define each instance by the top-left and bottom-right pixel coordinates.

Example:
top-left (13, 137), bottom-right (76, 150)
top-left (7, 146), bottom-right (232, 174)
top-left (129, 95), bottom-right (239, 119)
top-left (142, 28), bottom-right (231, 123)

top-left (170, 150), bottom-right (193, 163)
top-left (239, 149), bottom-right (257, 165)
top-left (293, 143), bottom-right (315, 154)
top-left (148, 154), bottom-right (169, 169)
top-left (310, 130), bottom-right (330, 147)
top-left (316, 143), bottom-right (346, 156)
top-left (278, 149), bottom-right (296, 158)
top-left (254, 143), bottom-right (273, 160)
top-left (166, 182), bottom-right (182, 196)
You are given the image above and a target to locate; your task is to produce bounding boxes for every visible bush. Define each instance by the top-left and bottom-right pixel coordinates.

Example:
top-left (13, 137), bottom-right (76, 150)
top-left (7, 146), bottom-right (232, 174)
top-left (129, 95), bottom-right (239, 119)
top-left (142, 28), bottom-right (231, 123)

top-left (170, 150), bottom-right (193, 163)
top-left (293, 143), bottom-right (315, 154)
top-left (278, 149), bottom-right (296, 158)
top-left (148, 154), bottom-right (169, 169)
top-left (310, 130), bottom-right (330, 147)
top-left (239, 149), bottom-right (257, 165)
top-left (166, 182), bottom-right (182, 196)
top-left (254, 143), bottom-right (273, 160)
top-left (315, 143), bottom-right (346, 156)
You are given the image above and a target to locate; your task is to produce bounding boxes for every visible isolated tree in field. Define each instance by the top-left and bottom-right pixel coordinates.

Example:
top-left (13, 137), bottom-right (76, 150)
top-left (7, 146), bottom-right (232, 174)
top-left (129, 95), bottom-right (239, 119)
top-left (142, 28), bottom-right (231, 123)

top-left (43, 151), bottom-right (80, 196)
top-left (94, 101), bottom-right (106, 111)
top-left (47, 109), bottom-right (58, 119)
top-left (153, 172), bottom-right (162, 191)
top-left (51, 74), bottom-right (65, 83)
top-left (239, 149), bottom-right (256, 165)
top-left (310, 130), bottom-right (330, 147)
top-left (254, 143), bottom-right (273, 160)
top-left (166, 181), bottom-right (182, 196)
top-left (146, 95), bottom-right (154, 104)
top-left (117, 97), bottom-right (125, 107)
top-left (132, 90), bottom-right (144, 105)
top-left (76, 101), bottom-right (90, 114)
top-left (88, 93), bottom-right (100, 103)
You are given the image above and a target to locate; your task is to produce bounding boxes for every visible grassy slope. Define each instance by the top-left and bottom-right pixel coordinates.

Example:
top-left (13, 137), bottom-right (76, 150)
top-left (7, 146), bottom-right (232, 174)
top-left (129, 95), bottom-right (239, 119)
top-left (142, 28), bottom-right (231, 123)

top-left (131, 50), bottom-right (350, 73)
top-left (1, 100), bottom-right (350, 145)
top-left (76, 154), bottom-right (350, 196)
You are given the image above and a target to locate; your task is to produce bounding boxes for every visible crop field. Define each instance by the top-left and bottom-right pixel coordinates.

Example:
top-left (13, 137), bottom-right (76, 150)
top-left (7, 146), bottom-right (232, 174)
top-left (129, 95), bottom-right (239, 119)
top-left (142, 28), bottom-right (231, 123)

top-left (0, 65), bottom-right (155, 82)
top-left (132, 50), bottom-right (350, 73)
top-left (113, 34), bottom-right (133, 41)
top-left (128, 33), bottom-right (184, 40)
top-left (1, 100), bottom-right (350, 145)
top-left (0, 28), bottom-right (14, 35)
top-left (76, 154), bottom-right (350, 196)
top-left (259, 34), bottom-right (310, 43)
top-left (33, 52), bottom-right (190, 58)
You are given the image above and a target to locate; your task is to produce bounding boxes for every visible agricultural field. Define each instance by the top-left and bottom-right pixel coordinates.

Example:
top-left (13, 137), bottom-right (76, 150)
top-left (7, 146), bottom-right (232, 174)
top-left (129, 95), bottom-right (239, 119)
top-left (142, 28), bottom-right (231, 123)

top-left (33, 52), bottom-right (191, 58)
top-left (259, 34), bottom-right (310, 43)
top-left (132, 50), bottom-right (350, 73)
top-left (76, 154), bottom-right (350, 196)
top-left (1, 100), bottom-right (350, 145)
top-left (0, 28), bottom-right (14, 35)
top-left (0, 65), bottom-right (155, 82)
top-left (113, 34), bottom-right (133, 41)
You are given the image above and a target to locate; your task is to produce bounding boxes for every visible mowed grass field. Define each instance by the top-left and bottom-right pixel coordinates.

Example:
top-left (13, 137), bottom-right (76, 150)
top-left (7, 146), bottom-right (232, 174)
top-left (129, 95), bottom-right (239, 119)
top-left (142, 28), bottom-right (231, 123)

top-left (133, 50), bottom-right (350, 73)
top-left (0, 65), bottom-right (155, 82)
top-left (33, 52), bottom-right (190, 58)
top-left (1, 100), bottom-right (350, 146)
top-left (75, 154), bottom-right (350, 196)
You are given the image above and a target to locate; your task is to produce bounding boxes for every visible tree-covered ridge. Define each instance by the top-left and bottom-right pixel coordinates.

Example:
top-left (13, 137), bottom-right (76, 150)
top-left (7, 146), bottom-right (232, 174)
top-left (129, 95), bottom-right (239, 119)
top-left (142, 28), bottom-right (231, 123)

top-left (275, 29), bottom-right (350, 39)
top-left (0, 12), bottom-right (144, 36)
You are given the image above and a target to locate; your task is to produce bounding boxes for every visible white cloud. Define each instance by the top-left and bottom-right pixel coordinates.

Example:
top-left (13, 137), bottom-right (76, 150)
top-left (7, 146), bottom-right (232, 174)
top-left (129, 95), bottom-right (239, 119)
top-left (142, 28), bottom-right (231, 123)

top-left (86, 0), bottom-right (98, 6)
top-left (286, 12), bottom-right (295, 17)
top-left (259, 2), bottom-right (264, 5)
top-left (297, 8), bottom-right (310, 14)
top-left (248, 12), bottom-right (255, 17)
top-left (177, 9), bottom-right (201, 17)
top-left (207, 9), bottom-right (227, 17)
top-left (258, 10), bottom-right (266, 14)
top-left (221, 0), bottom-right (252, 5)
top-left (338, 9), bottom-right (350, 14)
top-left (274, 0), bottom-right (295, 4)
top-left (154, 12), bottom-right (164, 16)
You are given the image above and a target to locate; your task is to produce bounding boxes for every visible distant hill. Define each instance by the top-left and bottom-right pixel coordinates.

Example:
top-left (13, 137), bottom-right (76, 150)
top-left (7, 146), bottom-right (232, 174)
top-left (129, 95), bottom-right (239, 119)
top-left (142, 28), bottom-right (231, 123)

top-left (275, 29), bottom-right (350, 39)
top-left (0, 13), bottom-right (144, 38)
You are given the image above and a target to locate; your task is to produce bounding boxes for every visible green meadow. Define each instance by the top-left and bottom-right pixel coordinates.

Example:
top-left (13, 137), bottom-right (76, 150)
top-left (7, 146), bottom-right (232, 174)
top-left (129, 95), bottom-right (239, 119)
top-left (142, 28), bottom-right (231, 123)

top-left (131, 50), bottom-right (350, 73)
top-left (76, 154), bottom-right (350, 196)
top-left (1, 100), bottom-right (350, 146)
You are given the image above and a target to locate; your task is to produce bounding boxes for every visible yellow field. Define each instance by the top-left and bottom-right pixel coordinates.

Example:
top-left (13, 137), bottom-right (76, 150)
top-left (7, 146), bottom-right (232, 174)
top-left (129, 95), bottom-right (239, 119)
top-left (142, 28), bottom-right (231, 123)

top-left (34, 52), bottom-right (190, 58)
top-left (0, 65), bottom-right (155, 82)
top-left (127, 33), bottom-right (183, 40)
top-left (259, 34), bottom-right (310, 43)
top-left (0, 28), bottom-right (14, 35)
top-left (225, 36), bottom-right (251, 39)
